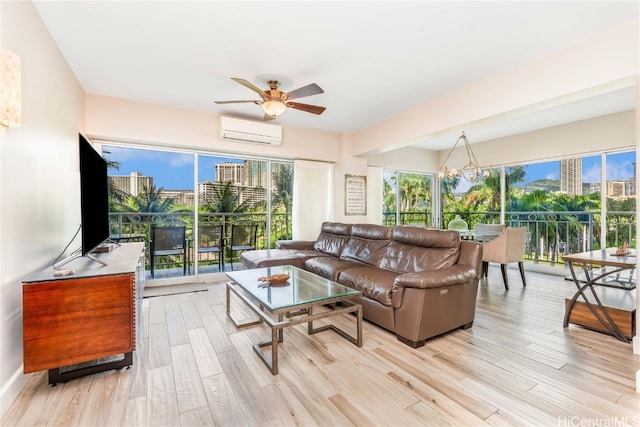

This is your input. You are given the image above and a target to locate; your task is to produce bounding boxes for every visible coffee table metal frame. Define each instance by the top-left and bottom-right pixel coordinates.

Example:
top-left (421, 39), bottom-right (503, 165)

top-left (226, 266), bottom-right (363, 375)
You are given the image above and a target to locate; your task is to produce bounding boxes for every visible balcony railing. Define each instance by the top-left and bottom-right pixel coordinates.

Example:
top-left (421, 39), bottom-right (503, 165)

top-left (115, 210), bottom-right (634, 278)
top-left (385, 210), bottom-right (635, 266)
top-left (109, 212), bottom-right (292, 277)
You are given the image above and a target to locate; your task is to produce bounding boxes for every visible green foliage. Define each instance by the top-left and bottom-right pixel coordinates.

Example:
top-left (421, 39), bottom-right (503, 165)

top-left (118, 184), bottom-right (175, 213)
top-left (271, 163), bottom-right (294, 240)
top-left (384, 173), bottom-right (432, 212)
top-left (200, 181), bottom-right (249, 213)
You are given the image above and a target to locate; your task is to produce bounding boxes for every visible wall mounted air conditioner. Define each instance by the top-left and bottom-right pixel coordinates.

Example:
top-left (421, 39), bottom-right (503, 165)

top-left (219, 116), bottom-right (282, 146)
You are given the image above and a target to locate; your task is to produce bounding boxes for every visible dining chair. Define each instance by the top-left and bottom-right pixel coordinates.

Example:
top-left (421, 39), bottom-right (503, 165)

top-left (197, 225), bottom-right (225, 271)
top-left (150, 225), bottom-right (187, 278)
top-left (474, 224), bottom-right (505, 233)
top-left (481, 226), bottom-right (527, 290)
top-left (229, 223), bottom-right (258, 270)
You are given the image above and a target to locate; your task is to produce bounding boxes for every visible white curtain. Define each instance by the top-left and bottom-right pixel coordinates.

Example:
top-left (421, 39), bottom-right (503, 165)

top-left (293, 160), bottom-right (333, 240)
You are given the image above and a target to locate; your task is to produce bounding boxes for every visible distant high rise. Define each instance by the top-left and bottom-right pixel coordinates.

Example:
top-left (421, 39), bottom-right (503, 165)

top-left (244, 160), bottom-right (267, 187)
top-left (215, 162), bottom-right (243, 184)
top-left (198, 180), bottom-right (265, 208)
top-left (560, 158), bottom-right (582, 196)
top-left (158, 189), bottom-right (194, 206)
top-left (108, 172), bottom-right (153, 196)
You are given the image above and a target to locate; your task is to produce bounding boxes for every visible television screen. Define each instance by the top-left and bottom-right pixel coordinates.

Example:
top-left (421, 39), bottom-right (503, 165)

top-left (79, 134), bottom-right (110, 255)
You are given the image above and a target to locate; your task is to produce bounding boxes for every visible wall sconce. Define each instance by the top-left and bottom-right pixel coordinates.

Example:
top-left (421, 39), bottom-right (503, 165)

top-left (1, 49), bottom-right (21, 128)
top-left (437, 131), bottom-right (487, 182)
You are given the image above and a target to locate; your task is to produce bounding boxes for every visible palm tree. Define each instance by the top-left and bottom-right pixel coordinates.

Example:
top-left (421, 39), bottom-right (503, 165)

top-left (122, 184), bottom-right (174, 213)
top-left (440, 175), bottom-right (461, 208)
top-left (103, 149), bottom-right (128, 206)
top-left (204, 181), bottom-right (248, 213)
top-left (464, 167), bottom-right (526, 214)
top-left (271, 164), bottom-right (294, 239)
top-left (388, 174), bottom-right (431, 224)
top-left (509, 189), bottom-right (553, 212)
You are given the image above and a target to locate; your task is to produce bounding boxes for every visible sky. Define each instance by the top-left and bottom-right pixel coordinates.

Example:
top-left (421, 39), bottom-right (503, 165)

top-left (104, 145), bottom-right (636, 191)
top-left (522, 152), bottom-right (635, 183)
top-left (104, 145), bottom-right (243, 189)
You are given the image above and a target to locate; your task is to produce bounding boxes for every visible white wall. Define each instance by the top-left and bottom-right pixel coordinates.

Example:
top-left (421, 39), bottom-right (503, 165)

top-left (352, 19), bottom-right (638, 157)
top-left (0, 1), bottom-right (85, 416)
top-left (368, 146), bottom-right (439, 173)
top-left (85, 94), bottom-right (341, 163)
top-left (332, 133), bottom-right (369, 224)
top-left (442, 110), bottom-right (636, 169)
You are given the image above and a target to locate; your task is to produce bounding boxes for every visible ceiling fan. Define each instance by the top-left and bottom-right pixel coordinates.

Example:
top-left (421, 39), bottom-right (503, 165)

top-left (215, 78), bottom-right (326, 121)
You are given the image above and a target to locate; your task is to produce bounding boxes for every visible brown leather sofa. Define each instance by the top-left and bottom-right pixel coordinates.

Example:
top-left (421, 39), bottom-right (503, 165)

top-left (241, 222), bottom-right (482, 348)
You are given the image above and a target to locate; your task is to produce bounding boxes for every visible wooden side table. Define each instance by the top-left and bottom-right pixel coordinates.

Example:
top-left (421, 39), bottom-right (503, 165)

top-left (562, 248), bottom-right (636, 343)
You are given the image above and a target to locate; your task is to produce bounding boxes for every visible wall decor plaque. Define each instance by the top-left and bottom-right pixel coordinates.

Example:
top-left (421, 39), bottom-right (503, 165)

top-left (345, 174), bottom-right (367, 216)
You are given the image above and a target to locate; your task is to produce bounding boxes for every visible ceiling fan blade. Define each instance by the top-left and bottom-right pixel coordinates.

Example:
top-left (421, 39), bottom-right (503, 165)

top-left (214, 100), bottom-right (261, 104)
top-left (231, 78), bottom-right (268, 98)
top-left (285, 83), bottom-right (324, 100)
top-left (286, 102), bottom-right (326, 115)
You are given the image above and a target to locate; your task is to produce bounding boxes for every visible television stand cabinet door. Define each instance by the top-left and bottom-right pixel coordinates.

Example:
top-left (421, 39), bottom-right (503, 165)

top-left (22, 242), bottom-right (145, 385)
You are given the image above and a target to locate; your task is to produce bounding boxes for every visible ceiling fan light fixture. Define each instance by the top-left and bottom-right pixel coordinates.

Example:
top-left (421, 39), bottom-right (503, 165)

top-left (262, 100), bottom-right (287, 117)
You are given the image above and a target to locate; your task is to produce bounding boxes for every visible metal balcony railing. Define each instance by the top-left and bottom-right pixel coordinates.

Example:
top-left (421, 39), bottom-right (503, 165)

top-left (384, 210), bottom-right (636, 266)
top-left (114, 210), bottom-right (634, 278)
top-left (109, 212), bottom-right (292, 277)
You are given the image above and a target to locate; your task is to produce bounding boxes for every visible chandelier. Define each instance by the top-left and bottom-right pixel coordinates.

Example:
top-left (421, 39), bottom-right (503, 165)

top-left (437, 131), bottom-right (485, 182)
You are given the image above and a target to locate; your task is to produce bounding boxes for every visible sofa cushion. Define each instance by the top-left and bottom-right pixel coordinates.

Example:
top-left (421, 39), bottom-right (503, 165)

top-left (313, 222), bottom-right (352, 257)
top-left (380, 226), bottom-right (461, 273)
top-left (240, 248), bottom-right (326, 269)
top-left (338, 266), bottom-right (399, 307)
top-left (304, 256), bottom-right (361, 281)
top-left (339, 224), bottom-right (391, 266)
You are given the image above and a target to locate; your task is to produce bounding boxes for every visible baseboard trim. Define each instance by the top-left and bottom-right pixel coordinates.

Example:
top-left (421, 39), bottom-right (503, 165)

top-left (1, 365), bottom-right (29, 419)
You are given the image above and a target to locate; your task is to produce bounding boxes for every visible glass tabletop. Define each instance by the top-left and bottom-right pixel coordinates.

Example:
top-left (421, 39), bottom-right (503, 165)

top-left (226, 265), bottom-right (360, 311)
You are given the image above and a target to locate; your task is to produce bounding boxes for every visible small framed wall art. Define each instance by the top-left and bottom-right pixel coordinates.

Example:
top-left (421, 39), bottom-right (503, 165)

top-left (344, 174), bottom-right (367, 216)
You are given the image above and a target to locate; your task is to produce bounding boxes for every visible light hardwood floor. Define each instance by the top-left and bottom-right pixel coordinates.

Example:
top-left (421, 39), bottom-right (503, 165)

top-left (3, 267), bottom-right (639, 426)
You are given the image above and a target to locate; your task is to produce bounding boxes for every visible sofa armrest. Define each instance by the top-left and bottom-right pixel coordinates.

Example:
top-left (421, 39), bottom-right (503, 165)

top-left (394, 265), bottom-right (477, 290)
top-left (391, 265), bottom-right (477, 309)
top-left (275, 240), bottom-right (316, 250)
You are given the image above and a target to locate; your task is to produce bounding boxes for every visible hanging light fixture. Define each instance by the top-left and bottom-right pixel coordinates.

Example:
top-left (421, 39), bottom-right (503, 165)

top-left (437, 131), bottom-right (485, 182)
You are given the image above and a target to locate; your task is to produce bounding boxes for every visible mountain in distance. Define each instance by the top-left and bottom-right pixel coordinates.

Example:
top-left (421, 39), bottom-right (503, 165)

top-left (516, 179), bottom-right (560, 193)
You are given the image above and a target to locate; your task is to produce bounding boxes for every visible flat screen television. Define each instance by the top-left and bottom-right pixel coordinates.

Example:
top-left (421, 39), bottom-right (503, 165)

top-left (54, 134), bottom-right (111, 269)
top-left (79, 133), bottom-right (110, 257)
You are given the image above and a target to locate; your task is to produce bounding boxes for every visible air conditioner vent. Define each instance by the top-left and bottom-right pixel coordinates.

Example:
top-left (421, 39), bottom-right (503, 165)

top-left (219, 116), bottom-right (282, 146)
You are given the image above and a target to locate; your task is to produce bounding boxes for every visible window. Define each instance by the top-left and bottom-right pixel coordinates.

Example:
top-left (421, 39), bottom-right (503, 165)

top-left (452, 150), bottom-right (637, 265)
top-left (103, 144), bottom-right (292, 280)
top-left (382, 170), bottom-right (433, 226)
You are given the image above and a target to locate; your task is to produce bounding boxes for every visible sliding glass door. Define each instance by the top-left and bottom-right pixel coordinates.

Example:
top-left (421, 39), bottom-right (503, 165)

top-left (103, 143), bottom-right (292, 282)
top-left (382, 170), bottom-right (434, 227)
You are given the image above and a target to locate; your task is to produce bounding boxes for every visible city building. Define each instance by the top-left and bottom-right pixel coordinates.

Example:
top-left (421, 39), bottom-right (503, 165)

top-left (560, 158), bottom-right (582, 196)
top-left (215, 162), bottom-right (243, 184)
top-left (108, 172), bottom-right (153, 197)
top-left (158, 189), bottom-right (194, 206)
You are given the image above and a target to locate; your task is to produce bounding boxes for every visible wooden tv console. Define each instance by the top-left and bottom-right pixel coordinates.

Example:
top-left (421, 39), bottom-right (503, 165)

top-left (22, 242), bottom-right (145, 385)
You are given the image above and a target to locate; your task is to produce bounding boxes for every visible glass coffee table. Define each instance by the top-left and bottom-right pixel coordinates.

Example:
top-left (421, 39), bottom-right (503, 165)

top-left (226, 265), bottom-right (363, 375)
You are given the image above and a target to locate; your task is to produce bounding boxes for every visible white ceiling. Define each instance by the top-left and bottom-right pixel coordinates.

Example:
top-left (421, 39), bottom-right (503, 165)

top-left (33, 1), bottom-right (638, 150)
